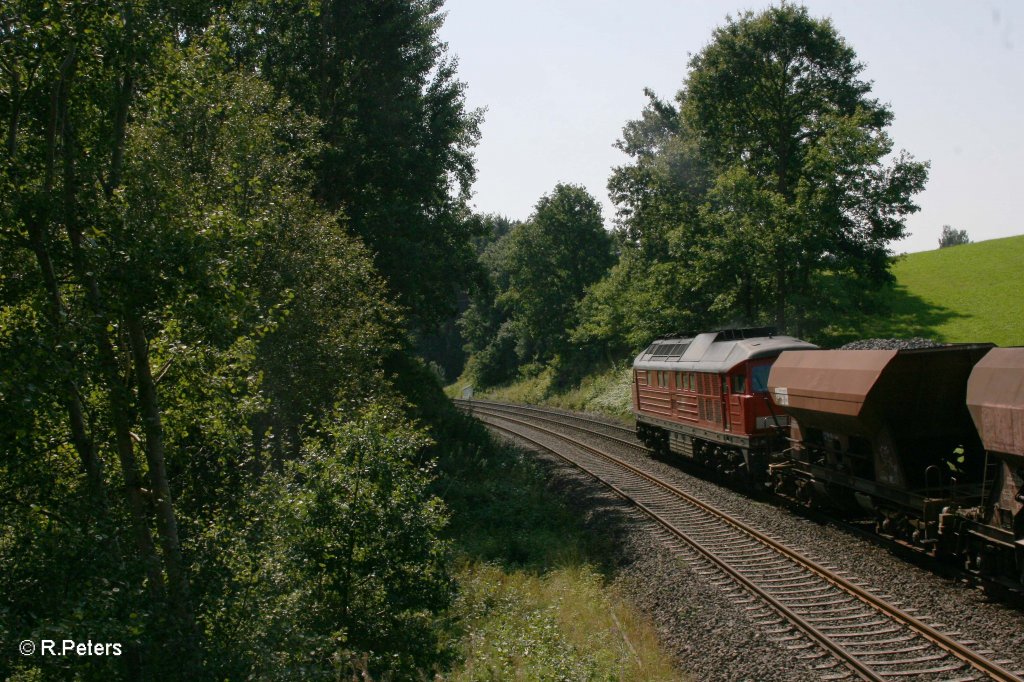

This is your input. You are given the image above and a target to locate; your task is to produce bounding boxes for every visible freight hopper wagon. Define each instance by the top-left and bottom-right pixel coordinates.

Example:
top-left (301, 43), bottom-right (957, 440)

top-left (632, 328), bottom-right (818, 481)
top-left (958, 348), bottom-right (1024, 584)
top-left (767, 344), bottom-right (994, 550)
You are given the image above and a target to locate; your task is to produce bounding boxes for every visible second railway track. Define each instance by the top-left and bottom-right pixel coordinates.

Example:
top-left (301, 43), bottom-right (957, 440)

top-left (457, 398), bottom-right (1024, 682)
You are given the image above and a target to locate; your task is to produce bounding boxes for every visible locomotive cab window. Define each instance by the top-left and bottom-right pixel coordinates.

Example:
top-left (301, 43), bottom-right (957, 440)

top-left (731, 373), bottom-right (746, 394)
top-left (751, 365), bottom-right (771, 392)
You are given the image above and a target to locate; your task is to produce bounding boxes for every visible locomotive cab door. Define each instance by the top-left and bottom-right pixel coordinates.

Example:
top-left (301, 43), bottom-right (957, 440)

top-left (721, 375), bottom-right (730, 431)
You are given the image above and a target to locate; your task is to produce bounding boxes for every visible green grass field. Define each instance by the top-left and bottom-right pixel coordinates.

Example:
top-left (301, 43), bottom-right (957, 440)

top-left (860, 235), bottom-right (1023, 346)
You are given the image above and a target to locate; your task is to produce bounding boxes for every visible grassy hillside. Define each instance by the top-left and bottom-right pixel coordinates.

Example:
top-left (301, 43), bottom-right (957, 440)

top-left (858, 235), bottom-right (1024, 346)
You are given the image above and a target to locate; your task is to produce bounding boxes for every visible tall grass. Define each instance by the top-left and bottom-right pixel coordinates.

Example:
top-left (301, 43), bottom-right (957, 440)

top-left (436, 418), bottom-right (680, 680)
top-left (446, 365), bottom-right (635, 422)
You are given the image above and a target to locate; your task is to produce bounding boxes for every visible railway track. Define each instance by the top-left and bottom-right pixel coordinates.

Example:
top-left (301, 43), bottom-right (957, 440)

top-left (455, 398), bottom-right (1024, 682)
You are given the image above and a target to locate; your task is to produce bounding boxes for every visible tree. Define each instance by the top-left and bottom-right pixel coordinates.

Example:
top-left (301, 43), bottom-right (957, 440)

top-left (497, 184), bottom-right (614, 366)
top-left (683, 5), bottom-right (929, 334)
top-left (607, 89), bottom-right (709, 262)
top-left (231, 0), bottom-right (483, 330)
top-left (939, 225), bottom-right (970, 248)
top-left (457, 215), bottom-right (522, 385)
top-left (459, 186), bottom-right (614, 385)
top-left (0, 2), bottom-right (206, 669)
top-left (1, 5), bottom-right (446, 678)
top-left (203, 408), bottom-right (451, 679)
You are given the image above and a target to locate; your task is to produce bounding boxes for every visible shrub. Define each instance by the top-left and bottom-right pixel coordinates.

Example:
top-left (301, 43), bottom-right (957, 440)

top-left (200, 407), bottom-right (452, 680)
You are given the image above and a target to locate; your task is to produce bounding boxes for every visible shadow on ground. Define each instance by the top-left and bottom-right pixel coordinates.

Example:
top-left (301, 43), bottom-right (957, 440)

top-left (822, 285), bottom-right (969, 346)
top-left (436, 424), bottom-right (631, 574)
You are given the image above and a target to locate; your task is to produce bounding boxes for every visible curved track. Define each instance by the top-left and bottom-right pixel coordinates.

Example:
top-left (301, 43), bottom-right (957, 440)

top-left (456, 398), bottom-right (1024, 682)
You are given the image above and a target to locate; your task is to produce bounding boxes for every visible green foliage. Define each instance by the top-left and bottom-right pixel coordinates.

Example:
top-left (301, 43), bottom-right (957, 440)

top-left (449, 565), bottom-right (611, 681)
top-left (500, 184), bottom-right (615, 363)
top-left (573, 249), bottom-right (709, 358)
top-left (579, 5), bottom-right (928, 354)
top-left (607, 89), bottom-right (708, 262)
top-left (449, 365), bottom-right (635, 422)
top-left (461, 186), bottom-right (615, 387)
top-left (434, 415), bottom-right (679, 679)
top-left (449, 563), bottom-right (680, 682)
top-left (687, 6), bottom-right (929, 334)
top-left (231, 0), bottom-right (484, 330)
top-left (200, 408), bottom-right (452, 679)
top-left (1, 3), bottom-right (471, 680)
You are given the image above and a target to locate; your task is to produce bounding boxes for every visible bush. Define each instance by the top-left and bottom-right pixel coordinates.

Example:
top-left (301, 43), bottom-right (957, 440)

top-left (199, 407), bottom-right (452, 680)
top-left (939, 225), bottom-right (970, 248)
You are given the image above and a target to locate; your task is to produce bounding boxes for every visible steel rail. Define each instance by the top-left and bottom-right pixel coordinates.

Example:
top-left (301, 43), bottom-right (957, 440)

top-left (467, 403), bottom-right (1022, 682)
top-left (465, 402), bottom-right (643, 452)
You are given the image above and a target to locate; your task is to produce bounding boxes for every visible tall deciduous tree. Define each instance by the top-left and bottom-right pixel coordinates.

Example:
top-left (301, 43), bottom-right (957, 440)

top-left (607, 89), bottom-right (708, 262)
top-left (497, 184), bottom-right (614, 366)
top-left (232, 0), bottom-right (483, 330)
top-left (581, 7), bottom-right (927, 353)
top-left (1, 4), bottom-right (442, 677)
top-left (683, 5), bottom-right (928, 333)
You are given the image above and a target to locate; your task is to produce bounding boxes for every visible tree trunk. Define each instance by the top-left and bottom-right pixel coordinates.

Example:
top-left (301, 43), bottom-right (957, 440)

top-left (124, 312), bottom-right (201, 659)
top-left (54, 76), bottom-right (165, 597)
top-left (774, 254), bottom-right (787, 333)
top-left (742, 272), bottom-right (754, 323)
top-left (249, 413), bottom-right (269, 476)
top-left (26, 220), bottom-right (104, 496)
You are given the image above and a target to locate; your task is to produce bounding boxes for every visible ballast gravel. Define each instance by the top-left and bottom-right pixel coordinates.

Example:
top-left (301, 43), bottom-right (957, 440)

top-left (838, 337), bottom-right (944, 350)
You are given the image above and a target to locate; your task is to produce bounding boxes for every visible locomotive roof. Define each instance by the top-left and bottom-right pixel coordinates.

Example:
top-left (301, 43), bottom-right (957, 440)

top-left (633, 329), bottom-right (818, 373)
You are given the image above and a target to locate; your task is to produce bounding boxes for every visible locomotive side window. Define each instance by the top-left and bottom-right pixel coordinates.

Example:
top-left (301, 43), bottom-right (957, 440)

top-left (731, 373), bottom-right (746, 394)
top-left (658, 371), bottom-right (669, 388)
top-left (636, 370), bottom-right (647, 385)
top-left (751, 365), bottom-right (771, 392)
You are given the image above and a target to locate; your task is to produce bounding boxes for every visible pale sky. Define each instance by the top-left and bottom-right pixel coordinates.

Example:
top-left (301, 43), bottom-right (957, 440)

top-left (437, 0), bottom-right (1023, 254)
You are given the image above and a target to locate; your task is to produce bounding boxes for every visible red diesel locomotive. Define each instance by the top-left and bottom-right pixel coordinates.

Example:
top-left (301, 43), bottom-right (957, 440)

top-left (632, 327), bottom-right (817, 479)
